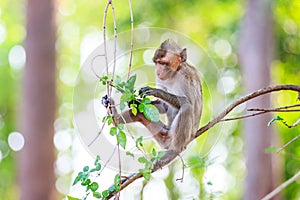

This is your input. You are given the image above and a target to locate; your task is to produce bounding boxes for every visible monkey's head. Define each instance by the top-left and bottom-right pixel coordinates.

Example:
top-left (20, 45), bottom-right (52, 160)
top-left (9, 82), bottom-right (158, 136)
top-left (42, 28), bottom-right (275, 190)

top-left (153, 39), bottom-right (187, 80)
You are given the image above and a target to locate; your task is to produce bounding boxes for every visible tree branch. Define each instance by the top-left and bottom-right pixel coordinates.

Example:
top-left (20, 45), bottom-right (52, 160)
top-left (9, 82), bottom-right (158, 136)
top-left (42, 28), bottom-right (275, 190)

top-left (261, 170), bottom-right (300, 200)
top-left (221, 103), bottom-right (300, 122)
top-left (194, 85), bottom-right (300, 138)
top-left (106, 84), bottom-right (300, 199)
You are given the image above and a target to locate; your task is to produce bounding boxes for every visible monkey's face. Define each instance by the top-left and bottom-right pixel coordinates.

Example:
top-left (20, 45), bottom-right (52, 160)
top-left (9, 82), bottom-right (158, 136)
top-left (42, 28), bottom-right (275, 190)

top-left (154, 52), bottom-right (181, 80)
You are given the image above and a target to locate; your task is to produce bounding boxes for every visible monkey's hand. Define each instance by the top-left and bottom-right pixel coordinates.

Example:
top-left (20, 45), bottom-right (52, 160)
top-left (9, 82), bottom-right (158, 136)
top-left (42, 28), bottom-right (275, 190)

top-left (153, 150), bottom-right (178, 171)
top-left (101, 94), bottom-right (114, 108)
top-left (139, 86), bottom-right (155, 97)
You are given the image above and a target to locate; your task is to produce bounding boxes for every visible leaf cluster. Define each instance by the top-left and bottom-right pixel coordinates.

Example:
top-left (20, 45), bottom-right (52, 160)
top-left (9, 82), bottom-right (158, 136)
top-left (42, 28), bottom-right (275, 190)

top-left (100, 74), bottom-right (159, 122)
top-left (71, 156), bottom-right (105, 199)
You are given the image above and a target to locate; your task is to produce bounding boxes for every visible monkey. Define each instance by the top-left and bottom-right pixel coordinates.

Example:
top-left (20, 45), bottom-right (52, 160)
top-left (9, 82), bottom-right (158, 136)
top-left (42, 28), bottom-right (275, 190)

top-left (102, 39), bottom-right (202, 169)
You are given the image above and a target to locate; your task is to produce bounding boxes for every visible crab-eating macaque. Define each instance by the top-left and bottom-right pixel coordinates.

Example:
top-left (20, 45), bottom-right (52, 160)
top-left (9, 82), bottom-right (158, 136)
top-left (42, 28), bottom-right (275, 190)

top-left (102, 39), bottom-right (202, 169)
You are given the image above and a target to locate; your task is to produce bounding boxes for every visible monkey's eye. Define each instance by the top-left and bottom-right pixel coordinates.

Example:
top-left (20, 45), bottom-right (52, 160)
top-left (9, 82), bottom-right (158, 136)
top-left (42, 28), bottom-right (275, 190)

top-left (157, 61), bottom-right (169, 66)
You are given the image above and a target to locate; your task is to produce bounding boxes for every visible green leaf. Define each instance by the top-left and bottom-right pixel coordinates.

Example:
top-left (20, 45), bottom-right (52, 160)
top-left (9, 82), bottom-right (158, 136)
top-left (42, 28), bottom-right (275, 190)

top-left (94, 155), bottom-right (100, 165)
top-left (114, 173), bottom-right (121, 191)
top-left (103, 116), bottom-right (113, 125)
top-left (93, 192), bottom-right (102, 198)
top-left (125, 74), bottom-right (136, 92)
top-left (207, 181), bottom-right (213, 186)
top-left (117, 123), bottom-right (124, 130)
top-left (110, 127), bottom-right (117, 136)
top-left (265, 147), bottom-right (278, 153)
top-left (115, 75), bottom-right (122, 84)
top-left (108, 185), bottom-right (116, 192)
top-left (72, 175), bottom-right (81, 186)
top-left (130, 103), bottom-right (137, 108)
top-left (145, 161), bottom-right (152, 169)
top-left (102, 190), bottom-right (110, 198)
top-left (136, 136), bottom-right (143, 148)
top-left (95, 163), bottom-right (101, 171)
top-left (120, 103), bottom-right (126, 110)
top-left (90, 163), bottom-right (101, 172)
top-left (143, 104), bottom-right (160, 122)
top-left (83, 166), bottom-right (89, 172)
top-left (157, 151), bottom-right (166, 160)
top-left (131, 107), bottom-right (137, 116)
top-left (152, 148), bottom-right (157, 156)
top-left (120, 93), bottom-right (134, 104)
top-left (267, 116), bottom-right (284, 126)
top-left (117, 130), bottom-right (127, 149)
top-left (142, 170), bottom-right (151, 181)
top-left (107, 116), bottom-right (113, 125)
top-left (81, 179), bottom-right (91, 186)
top-left (67, 196), bottom-right (81, 200)
top-left (138, 103), bottom-right (145, 113)
top-left (142, 97), bottom-right (151, 104)
top-left (102, 75), bottom-right (108, 80)
top-left (138, 156), bottom-right (148, 163)
top-left (89, 182), bottom-right (99, 192)
top-left (126, 151), bottom-right (135, 158)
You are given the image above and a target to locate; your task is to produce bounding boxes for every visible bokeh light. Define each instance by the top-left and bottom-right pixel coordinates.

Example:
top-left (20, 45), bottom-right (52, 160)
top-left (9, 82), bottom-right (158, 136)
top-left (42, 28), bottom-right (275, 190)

top-left (0, 22), bottom-right (6, 44)
top-left (8, 132), bottom-right (25, 151)
top-left (8, 45), bottom-right (26, 69)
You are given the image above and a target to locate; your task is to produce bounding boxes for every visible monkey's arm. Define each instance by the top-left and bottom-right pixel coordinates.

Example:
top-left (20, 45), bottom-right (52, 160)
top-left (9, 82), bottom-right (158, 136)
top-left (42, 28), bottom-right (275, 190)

top-left (140, 86), bottom-right (188, 109)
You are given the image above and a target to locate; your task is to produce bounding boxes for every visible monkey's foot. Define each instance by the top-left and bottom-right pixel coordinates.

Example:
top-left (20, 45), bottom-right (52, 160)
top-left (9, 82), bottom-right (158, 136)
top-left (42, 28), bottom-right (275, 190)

top-left (101, 94), bottom-right (113, 108)
top-left (153, 150), bottom-right (178, 171)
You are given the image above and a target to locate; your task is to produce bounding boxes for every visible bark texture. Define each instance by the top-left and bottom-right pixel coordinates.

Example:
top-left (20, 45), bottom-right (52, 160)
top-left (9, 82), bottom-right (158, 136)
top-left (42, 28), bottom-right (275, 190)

top-left (239, 0), bottom-right (279, 199)
top-left (19, 0), bottom-right (56, 199)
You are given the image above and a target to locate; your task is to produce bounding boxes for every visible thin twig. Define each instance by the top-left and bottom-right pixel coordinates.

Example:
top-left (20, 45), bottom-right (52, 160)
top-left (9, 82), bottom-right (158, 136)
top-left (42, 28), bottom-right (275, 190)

top-left (109, 0), bottom-right (118, 96)
top-left (175, 154), bottom-right (186, 182)
top-left (97, 145), bottom-right (117, 177)
top-left (127, 0), bottom-right (134, 80)
top-left (248, 108), bottom-right (300, 112)
top-left (116, 143), bottom-right (121, 200)
top-left (103, 0), bottom-right (111, 96)
top-left (250, 104), bottom-right (300, 111)
top-left (261, 170), bottom-right (300, 200)
top-left (221, 111), bottom-right (267, 121)
top-left (277, 134), bottom-right (300, 153)
top-left (222, 104), bottom-right (300, 122)
top-left (88, 116), bottom-right (108, 147)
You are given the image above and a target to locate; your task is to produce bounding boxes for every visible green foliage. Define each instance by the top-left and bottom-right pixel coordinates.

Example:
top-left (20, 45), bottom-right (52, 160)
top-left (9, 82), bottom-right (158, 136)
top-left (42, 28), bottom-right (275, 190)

top-left (102, 115), bottom-right (113, 125)
top-left (136, 136), bottom-right (143, 148)
top-left (67, 196), bottom-right (80, 200)
top-left (137, 148), bottom-right (166, 181)
top-left (72, 156), bottom-right (103, 199)
top-left (113, 173), bottom-right (121, 191)
top-left (100, 74), bottom-right (159, 122)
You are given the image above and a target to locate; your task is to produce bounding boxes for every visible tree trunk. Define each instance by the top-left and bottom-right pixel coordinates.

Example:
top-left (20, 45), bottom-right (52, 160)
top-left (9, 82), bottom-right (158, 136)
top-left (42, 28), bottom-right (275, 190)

top-left (19, 0), bottom-right (56, 199)
top-left (239, 0), bottom-right (279, 199)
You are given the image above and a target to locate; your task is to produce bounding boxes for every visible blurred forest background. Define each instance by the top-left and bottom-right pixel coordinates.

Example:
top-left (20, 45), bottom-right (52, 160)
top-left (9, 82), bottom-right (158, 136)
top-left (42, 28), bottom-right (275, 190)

top-left (0, 0), bottom-right (299, 199)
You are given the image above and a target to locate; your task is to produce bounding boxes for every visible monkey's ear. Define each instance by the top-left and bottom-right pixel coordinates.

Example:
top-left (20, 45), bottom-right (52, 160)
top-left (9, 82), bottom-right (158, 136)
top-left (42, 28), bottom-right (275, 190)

top-left (180, 48), bottom-right (187, 62)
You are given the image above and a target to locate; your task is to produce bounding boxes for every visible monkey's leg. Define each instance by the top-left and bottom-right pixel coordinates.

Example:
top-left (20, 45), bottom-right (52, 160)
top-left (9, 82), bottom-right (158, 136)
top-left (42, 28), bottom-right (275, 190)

top-left (151, 99), bottom-right (168, 114)
top-left (137, 113), bottom-right (171, 149)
